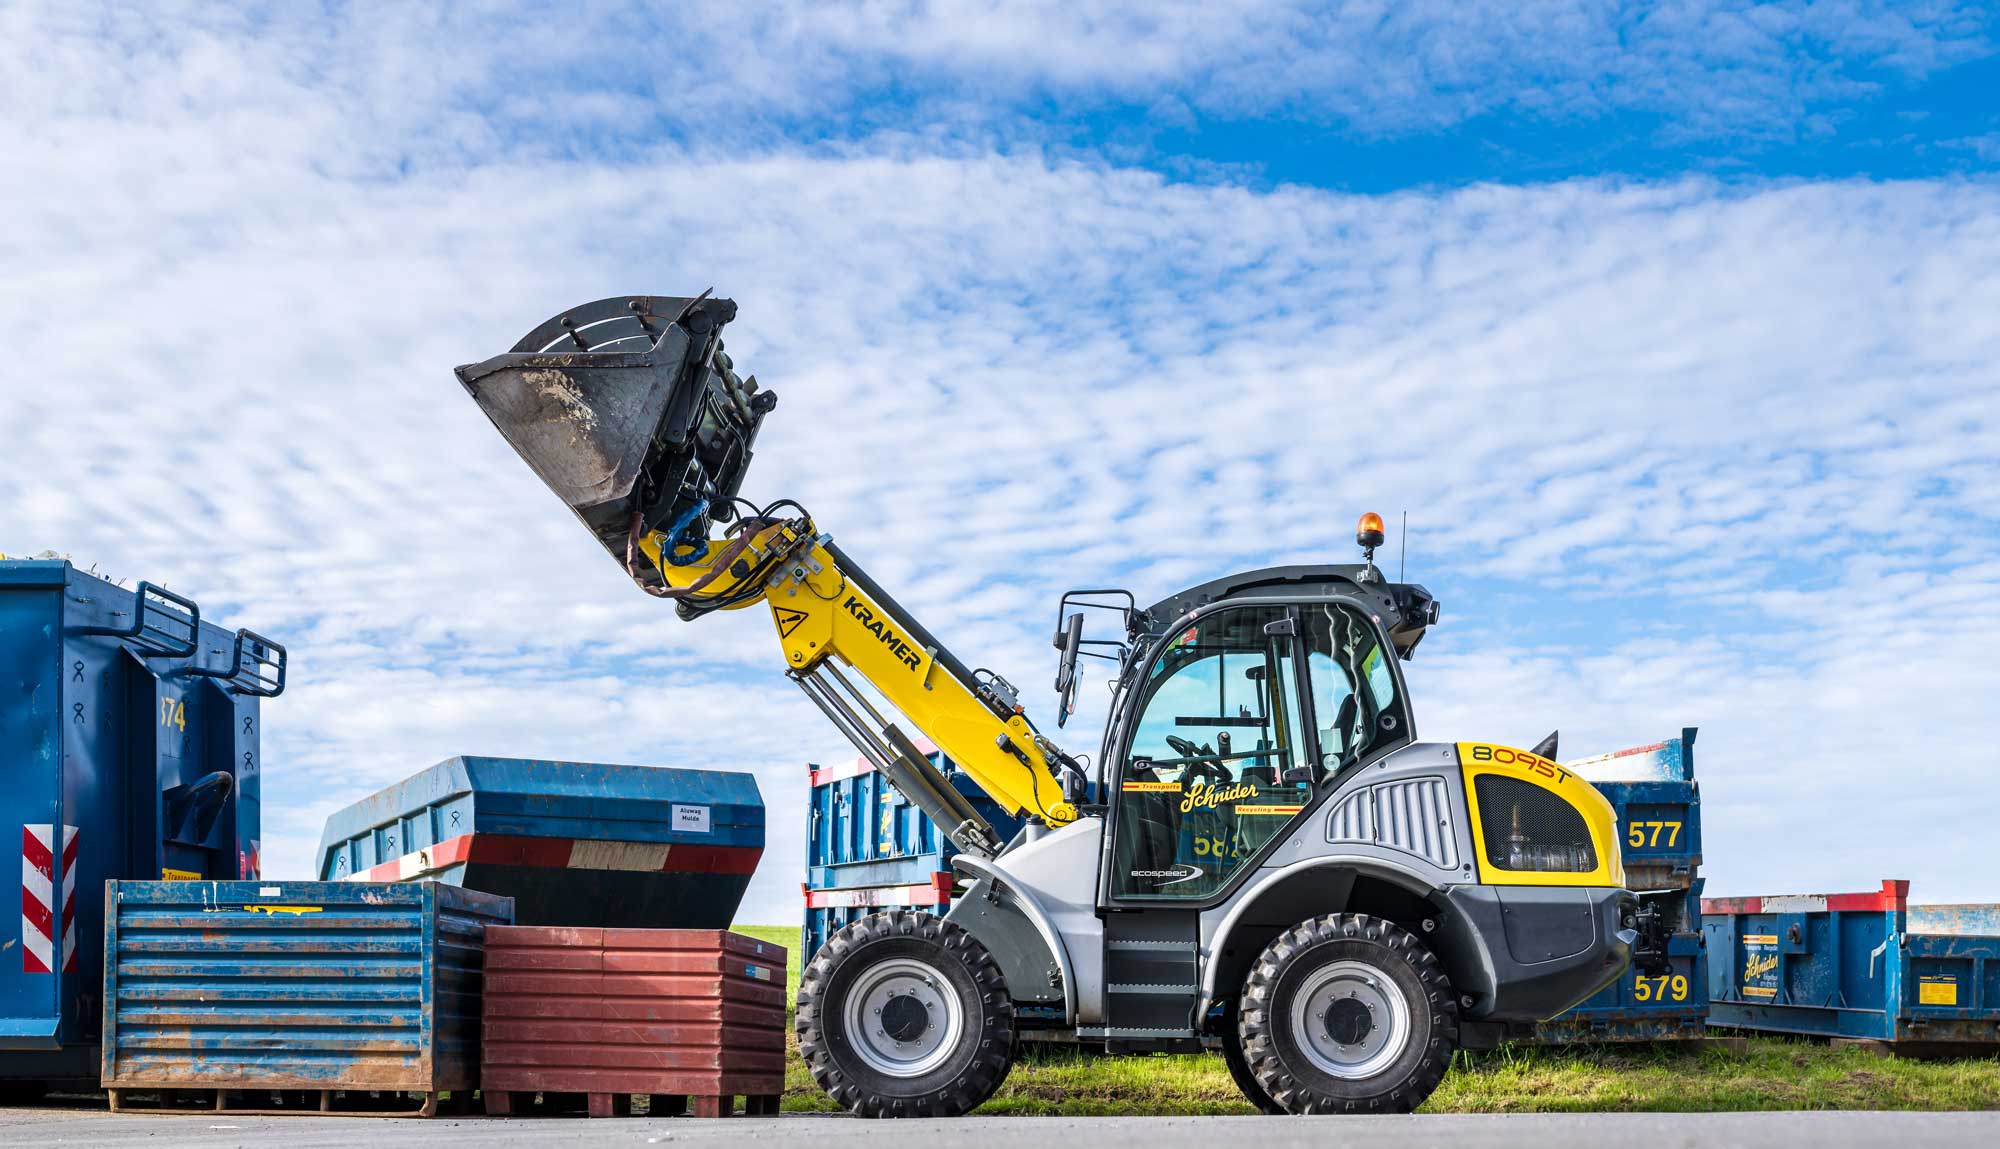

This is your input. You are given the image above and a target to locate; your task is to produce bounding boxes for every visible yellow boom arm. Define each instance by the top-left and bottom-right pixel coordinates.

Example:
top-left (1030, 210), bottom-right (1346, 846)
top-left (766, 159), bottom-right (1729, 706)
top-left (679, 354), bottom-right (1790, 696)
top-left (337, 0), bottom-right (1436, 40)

top-left (638, 514), bottom-right (1077, 846)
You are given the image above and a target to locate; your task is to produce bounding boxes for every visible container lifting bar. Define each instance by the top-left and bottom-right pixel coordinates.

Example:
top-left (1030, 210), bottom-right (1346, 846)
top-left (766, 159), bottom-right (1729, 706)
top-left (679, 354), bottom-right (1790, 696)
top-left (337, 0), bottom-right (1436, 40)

top-left (74, 581), bottom-right (201, 659)
top-left (178, 627), bottom-right (289, 698)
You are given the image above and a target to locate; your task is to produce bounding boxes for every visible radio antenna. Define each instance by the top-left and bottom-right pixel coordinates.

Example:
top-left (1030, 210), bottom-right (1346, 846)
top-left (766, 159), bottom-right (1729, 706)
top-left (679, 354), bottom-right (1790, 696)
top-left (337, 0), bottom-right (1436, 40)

top-left (1399, 511), bottom-right (1408, 582)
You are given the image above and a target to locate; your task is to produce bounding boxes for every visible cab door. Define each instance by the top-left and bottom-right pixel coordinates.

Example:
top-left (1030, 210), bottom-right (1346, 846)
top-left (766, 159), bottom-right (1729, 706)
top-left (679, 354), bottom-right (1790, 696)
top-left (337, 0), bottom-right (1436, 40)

top-left (1103, 604), bottom-right (1315, 905)
top-left (1100, 598), bottom-right (1416, 908)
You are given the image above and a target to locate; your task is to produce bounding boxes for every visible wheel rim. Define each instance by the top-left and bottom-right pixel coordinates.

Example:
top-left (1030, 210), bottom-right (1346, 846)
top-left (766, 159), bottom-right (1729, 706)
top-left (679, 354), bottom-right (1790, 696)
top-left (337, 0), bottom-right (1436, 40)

top-left (841, 956), bottom-right (965, 1078)
top-left (1287, 959), bottom-right (1411, 1080)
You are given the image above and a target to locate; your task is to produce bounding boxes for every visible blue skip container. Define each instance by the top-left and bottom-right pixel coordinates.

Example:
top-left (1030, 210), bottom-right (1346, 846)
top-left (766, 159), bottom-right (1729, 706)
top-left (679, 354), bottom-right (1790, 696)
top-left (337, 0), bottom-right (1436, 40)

top-left (0, 559), bottom-right (283, 1088)
top-left (100, 880), bottom-right (512, 1113)
top-left (1704, 880), bottom-right (2000, 1048)
top-left (316, 757), bottom-right (765, 929)
top-left (1563, 728), bottom-right (1702, 890)
top-left (803, 746), bottom-right (1024, 960)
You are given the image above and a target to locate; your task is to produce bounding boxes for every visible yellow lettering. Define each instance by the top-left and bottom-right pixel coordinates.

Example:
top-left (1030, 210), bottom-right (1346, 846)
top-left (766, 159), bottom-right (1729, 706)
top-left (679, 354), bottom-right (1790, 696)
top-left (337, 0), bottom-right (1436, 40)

top-left (1180, 781), bottom-right (1259, 813)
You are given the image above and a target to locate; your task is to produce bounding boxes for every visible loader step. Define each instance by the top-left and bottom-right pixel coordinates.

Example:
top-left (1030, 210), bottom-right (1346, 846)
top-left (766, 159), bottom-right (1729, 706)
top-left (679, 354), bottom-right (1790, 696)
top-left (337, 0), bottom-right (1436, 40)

top-left (1102, 910), bottom-right (1202, 1038)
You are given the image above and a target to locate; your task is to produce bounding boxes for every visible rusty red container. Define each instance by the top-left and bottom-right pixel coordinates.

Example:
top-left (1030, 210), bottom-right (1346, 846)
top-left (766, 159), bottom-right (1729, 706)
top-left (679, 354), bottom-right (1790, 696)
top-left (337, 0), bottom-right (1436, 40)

top-left (481, 927), bottom-right (786, 1117)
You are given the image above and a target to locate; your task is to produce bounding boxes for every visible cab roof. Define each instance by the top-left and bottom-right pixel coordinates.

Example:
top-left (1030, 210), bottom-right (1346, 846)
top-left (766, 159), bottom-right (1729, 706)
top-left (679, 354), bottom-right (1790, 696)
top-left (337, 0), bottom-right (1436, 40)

top-left (1137, 564), bottom-right (1439, 659)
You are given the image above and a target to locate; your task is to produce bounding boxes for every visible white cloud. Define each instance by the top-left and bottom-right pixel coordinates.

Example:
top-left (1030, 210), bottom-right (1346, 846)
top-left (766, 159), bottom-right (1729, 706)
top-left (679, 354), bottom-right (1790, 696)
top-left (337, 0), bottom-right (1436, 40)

top-left (2, 7), bottom-right (1998, 924)
top-left (6, 0), bottom-right (1989, 173)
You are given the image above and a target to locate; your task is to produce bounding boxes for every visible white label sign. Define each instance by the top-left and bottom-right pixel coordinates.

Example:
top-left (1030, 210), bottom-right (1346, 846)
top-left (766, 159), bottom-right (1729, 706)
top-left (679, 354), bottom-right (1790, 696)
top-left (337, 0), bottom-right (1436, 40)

top-left (672, 804), bottom-right (712, 834)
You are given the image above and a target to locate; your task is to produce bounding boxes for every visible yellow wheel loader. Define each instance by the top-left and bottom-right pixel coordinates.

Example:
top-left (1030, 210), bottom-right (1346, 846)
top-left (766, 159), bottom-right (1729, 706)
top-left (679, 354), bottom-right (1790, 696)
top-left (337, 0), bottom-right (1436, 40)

top-left (456, 293), bottom-right (1662, 1116)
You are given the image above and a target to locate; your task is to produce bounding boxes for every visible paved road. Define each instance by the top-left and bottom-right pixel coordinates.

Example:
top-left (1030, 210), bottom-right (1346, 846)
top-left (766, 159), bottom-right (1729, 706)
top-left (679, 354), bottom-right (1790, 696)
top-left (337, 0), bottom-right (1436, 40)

top-left (5, 1107), bottom-right (2000, 1147)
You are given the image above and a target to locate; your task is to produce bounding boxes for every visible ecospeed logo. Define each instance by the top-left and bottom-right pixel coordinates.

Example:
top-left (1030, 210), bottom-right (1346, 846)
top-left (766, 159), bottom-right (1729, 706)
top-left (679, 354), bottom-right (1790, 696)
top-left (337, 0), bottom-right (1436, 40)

top-left (1130, 865), bottom-right (1203, 887)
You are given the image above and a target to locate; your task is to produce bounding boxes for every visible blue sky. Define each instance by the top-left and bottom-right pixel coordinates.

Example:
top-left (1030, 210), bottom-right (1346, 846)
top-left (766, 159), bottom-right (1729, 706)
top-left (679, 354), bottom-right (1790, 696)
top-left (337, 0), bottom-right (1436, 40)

top-left (3, 1), bottom-right (1997, 922)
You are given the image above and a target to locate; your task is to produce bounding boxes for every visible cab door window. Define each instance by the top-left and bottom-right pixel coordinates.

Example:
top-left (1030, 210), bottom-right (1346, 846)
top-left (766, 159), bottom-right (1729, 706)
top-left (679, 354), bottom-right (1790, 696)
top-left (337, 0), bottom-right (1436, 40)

top-left (1111, 606), bottom-right (1311, 900)
top-left (1305, 603), bottom-right (1407, 781)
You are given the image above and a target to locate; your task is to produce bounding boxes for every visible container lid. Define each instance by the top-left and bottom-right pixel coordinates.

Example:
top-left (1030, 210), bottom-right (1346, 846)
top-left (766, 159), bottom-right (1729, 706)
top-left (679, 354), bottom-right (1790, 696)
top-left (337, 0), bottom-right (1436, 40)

top-left (318, 757), bottom-right (766, 857)
top-left (1564, 727), bottom-right (1697, 783)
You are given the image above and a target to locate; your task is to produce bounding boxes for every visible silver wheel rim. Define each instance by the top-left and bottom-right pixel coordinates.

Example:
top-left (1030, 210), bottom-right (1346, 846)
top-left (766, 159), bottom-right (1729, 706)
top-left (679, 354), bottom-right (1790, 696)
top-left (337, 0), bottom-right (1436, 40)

top-left (842, 956), bottom-right (964, 1078)
top-left (1288, 959), bottom-right (1412, 1080)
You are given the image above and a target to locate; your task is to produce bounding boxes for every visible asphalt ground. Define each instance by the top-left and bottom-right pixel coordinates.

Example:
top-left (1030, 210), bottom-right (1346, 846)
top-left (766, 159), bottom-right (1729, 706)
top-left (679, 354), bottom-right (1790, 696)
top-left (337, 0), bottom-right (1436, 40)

top-left (5, 1107), bottom-right (2000, 1147)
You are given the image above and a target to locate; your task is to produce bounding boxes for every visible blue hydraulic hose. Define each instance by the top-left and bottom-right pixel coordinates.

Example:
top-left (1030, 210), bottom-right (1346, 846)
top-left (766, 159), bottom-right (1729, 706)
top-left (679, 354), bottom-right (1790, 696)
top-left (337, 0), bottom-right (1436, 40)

top-left (662, 498), bottom-right (711, 566)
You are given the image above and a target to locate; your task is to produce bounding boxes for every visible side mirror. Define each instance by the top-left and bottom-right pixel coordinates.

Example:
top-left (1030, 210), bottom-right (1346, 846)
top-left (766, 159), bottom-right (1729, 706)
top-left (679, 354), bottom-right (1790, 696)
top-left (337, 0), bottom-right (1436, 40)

top-left (1053, 612), bottom-right (1085, 728)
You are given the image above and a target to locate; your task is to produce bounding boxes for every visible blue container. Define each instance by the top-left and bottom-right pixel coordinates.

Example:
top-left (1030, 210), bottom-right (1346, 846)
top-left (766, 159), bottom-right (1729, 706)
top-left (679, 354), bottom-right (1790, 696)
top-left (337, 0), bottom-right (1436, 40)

top-left (1563, 727), bottom-right (1701, 889)
top-left (100, 880), bottom-right (511, 1105)
top-left (316, 757), bottom-right (765, 929)
top-left (802, 748), bottom-right (1024, 959)
top-left (0, 560), bottom-right (283, 1086)
top-left (1704, 880), bottom-right (2000, 1046)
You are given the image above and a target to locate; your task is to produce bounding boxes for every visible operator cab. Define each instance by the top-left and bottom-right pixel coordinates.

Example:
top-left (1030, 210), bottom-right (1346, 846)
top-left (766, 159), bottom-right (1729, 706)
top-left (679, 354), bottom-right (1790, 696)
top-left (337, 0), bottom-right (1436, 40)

top-left (1055, 523), bottom-right (1442, 907)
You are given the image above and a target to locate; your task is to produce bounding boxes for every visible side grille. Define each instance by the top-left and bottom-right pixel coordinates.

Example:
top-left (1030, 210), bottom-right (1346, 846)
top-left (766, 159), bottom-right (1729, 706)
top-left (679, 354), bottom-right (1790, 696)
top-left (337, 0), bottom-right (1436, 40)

top-left (1325, 776), bottom-right (1458, 870)
top-left (1375, 777), bottom-right (1459, 869)
top-left (1474, 774), bottom-right (1596, 873)
top-left (1326, 790), bottom-right (1373, 842)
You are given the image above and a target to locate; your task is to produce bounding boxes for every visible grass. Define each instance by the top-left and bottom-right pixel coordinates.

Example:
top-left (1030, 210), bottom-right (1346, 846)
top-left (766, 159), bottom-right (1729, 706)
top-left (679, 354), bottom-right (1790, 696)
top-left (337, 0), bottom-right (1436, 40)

top-left (732, 925), bottom-right (2000, 1115)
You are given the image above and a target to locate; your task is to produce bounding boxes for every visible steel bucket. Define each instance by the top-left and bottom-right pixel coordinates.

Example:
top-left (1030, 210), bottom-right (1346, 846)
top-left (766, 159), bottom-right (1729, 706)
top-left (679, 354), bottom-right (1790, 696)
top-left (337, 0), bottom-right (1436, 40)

top-left (455, 294), bottom-right (774, 581)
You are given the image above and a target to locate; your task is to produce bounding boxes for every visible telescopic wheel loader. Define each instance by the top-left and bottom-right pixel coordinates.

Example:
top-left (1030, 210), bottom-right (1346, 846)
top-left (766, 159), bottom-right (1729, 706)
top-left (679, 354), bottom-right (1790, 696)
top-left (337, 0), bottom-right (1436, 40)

top-left (456, 294), bottom-right (1664, 1117)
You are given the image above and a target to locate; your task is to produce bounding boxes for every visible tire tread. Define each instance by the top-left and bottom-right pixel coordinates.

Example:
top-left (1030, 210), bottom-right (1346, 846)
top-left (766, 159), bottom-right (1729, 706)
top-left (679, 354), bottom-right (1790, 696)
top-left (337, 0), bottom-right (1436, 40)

top-left (1237, 913), bottom-right (1458, 1115)
top-left (797, 909), bottom-right (1015, 1118)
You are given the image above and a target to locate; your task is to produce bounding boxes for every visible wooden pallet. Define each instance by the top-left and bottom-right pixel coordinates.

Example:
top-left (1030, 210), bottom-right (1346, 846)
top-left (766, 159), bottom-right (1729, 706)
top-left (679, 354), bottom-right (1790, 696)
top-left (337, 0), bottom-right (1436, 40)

top-left (107, 1087), bottom-right (475, 1117)
top-left (483, 1090), bottom-right (781, 1118)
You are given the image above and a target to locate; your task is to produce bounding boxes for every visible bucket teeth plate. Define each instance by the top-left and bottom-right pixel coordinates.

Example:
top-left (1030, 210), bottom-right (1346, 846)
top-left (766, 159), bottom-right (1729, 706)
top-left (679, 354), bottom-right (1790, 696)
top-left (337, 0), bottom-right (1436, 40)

top-left (455, 295), bottom-right (770, 579)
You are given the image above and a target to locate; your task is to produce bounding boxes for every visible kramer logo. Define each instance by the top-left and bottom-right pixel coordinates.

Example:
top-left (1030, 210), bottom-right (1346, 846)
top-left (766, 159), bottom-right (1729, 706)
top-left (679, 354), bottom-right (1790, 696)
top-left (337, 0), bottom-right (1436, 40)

top-left (844, 596), bottom-right (923, 671)
top-left (1130, 865), bottom-right (1203, 887)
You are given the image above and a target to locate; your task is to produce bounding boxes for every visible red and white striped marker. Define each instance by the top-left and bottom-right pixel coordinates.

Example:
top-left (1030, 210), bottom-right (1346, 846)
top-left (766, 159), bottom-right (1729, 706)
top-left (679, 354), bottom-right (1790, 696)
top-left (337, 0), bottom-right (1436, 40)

top-left (343, 832), bottom-right (761, 884)
top-left (21, 824), bottom-right (78, 974)
top-left (59, 825), bottom-right (77, 972)
top-left (21, 825), bottom-right (53, 973)
top-left (803, 872), bottom-right (955, 910)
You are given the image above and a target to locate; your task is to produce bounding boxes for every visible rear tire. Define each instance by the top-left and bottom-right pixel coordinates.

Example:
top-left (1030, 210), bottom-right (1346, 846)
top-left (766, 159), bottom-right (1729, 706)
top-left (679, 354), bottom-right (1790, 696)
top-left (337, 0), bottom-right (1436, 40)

top-left (1239, 913), bottom-right (1457, 1114)
top-left (797, 909), bottom-right (1015, 1118)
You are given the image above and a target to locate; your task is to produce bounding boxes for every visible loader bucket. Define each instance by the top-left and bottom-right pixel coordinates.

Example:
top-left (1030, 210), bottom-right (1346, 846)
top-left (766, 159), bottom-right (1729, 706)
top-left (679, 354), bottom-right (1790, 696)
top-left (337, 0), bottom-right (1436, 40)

top-left (455, 294), bottom-right (775, 585)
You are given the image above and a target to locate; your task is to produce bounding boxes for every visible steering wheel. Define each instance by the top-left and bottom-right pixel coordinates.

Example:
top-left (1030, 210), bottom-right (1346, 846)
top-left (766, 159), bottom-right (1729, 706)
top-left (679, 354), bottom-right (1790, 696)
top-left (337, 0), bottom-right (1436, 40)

top-left (1165, 735), bottom-right (1234, 785)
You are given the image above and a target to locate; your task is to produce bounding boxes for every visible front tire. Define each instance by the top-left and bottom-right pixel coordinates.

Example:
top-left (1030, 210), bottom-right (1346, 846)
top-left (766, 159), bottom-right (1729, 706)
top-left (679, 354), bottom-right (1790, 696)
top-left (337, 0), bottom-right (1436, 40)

top-left (797, 909), bottom-right (1015, 1117)
top-left (1239, 913), bottom-right (1457, 1114)
top-left (1218, 1000), bottom-right (1284, 1114)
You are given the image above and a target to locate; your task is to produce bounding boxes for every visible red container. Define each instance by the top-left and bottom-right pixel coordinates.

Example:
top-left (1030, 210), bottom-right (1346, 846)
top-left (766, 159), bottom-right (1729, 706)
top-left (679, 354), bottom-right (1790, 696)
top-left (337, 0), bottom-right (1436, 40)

top-left (481, 927), bottom-right (787, 1118)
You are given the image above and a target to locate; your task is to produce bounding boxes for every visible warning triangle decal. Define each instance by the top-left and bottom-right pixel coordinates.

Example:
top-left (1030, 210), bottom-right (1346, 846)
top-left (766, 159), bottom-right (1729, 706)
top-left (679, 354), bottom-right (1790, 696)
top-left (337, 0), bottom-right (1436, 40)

top-left (774, 606), bottom-right (810, 638)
